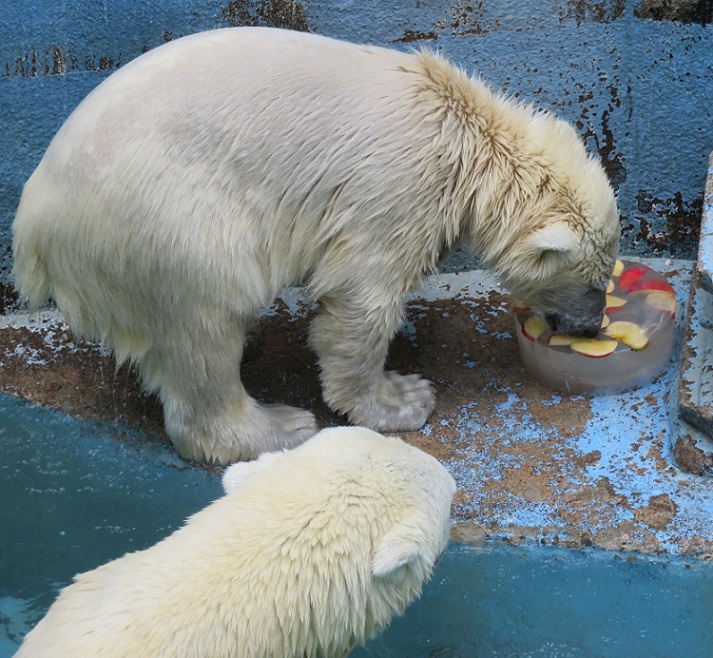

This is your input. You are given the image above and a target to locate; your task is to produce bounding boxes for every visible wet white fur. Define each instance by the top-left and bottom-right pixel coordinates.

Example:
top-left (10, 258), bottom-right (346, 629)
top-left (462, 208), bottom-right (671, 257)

top-left (15, 427), bottom-right (456, 658)
top-left (12, 27), bottom-right (619, 463)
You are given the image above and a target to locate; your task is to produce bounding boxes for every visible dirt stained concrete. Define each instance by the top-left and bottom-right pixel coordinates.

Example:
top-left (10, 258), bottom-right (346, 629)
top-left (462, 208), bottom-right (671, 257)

top-left (1, 263), bottom-right (712, 557)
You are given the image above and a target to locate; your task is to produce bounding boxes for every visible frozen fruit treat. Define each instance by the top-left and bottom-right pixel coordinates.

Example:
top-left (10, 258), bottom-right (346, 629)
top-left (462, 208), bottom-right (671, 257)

top-left (514, 260), bottom-right (676, 393)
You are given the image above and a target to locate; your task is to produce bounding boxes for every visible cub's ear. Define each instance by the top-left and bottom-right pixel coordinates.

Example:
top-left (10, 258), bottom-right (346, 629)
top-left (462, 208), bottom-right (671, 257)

top-left (528, 221), bottom-right (579, 256)
top-left (372, 521), bottom-right (427, 577)
top-left (222, 462), bottom-right (257, 494)
top-left (222, 452), bottom-right (280, 494)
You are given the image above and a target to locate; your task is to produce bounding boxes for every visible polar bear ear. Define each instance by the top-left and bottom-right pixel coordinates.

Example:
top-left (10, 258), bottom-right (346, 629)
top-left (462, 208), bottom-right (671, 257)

top-left (528, 221), bottom-right (579, 256)
top-left (222, 462), bottom-right (256, 494)
top-left (371, 522), bottom-right (427, 578)
top-left (222, 453), bottom-right (281, 494)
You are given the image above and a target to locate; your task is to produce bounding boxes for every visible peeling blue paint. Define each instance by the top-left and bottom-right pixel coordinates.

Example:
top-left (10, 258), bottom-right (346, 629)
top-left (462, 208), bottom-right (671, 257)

top-left (1, 2), bottom-right (713, 279)
top-left (673, 154), bottom-right (713, 479)
top-left (694, 154), bottom-right (713, 291)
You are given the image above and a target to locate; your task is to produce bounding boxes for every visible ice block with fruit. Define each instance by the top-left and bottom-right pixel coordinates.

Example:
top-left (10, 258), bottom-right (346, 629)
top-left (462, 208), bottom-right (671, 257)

top-left (514, 260), bottom-right (676, 394)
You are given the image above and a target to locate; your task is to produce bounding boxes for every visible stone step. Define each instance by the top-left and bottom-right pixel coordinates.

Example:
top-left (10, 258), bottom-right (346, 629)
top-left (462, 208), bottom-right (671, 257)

top-left (676, 152), bottom-right (713, 474)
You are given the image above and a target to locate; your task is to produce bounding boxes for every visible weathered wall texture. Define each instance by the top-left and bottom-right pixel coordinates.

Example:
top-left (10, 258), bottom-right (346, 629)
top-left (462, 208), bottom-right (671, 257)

top-left (1, 0), bottom-right (712, 279)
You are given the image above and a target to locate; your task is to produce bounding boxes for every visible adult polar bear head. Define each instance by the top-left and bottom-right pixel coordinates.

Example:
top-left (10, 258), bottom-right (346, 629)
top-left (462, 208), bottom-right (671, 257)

top-left (12, 27), bottom-right (620, 463)
top-left (412, 50), bottom-right (620, 337)
top-left (475, 111), bottom-right (620, 338)
top-left (15, 427), bottom-right (456, 658)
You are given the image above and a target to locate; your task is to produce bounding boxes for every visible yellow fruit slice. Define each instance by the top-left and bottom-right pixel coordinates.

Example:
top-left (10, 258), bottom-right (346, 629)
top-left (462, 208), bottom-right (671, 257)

top-left (513, 299), bottom-right (531, 313)
top-left (606, 294), bottom-right (627, 310)
top-left (645, 290), bottom-right (676, 316)
top-left (612, 260), bottom-right (625, 277)
top-left (606, 279), bottom-right (615, 294)
top-left (547, 334), bottom-right (577, 347)
top-left (522, 315), bottom-right (549, 341)
top-left (601, 314), bottom-right (610, 329)
top-left (603, 321), bottom-right (649, 350)
top-left (570, 338), bottom-right (619, 358)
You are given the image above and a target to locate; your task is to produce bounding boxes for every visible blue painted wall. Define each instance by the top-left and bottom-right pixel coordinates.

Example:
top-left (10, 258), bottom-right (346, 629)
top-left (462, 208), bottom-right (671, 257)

top-left (1, 0), bottom-right (712, 280)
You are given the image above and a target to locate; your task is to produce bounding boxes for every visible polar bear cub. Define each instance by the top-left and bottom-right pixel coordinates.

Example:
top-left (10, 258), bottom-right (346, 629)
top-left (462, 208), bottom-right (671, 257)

top-left (14, 427), bottom-right (456, 658)
top-left (12, 27), bottom-right (620, 464)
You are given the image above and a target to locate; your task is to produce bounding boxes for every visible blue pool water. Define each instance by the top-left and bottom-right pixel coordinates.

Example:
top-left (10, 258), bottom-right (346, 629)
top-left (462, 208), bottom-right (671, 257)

top-left (0, 395), bottom-right (222, 655)
top-left (354, 544), bottom-right (713, 657)
top-left (1, 394), bottom-right (712, 657)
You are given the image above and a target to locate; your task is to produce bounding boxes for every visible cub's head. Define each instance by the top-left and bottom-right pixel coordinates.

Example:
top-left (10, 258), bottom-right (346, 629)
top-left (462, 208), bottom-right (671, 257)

top-left (222, 429), bottom-right (456, 581)
top-left (221, 427), bottom-right (456, 646)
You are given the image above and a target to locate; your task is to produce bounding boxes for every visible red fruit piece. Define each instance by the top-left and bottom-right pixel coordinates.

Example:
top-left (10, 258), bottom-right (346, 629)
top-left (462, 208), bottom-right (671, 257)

top-left (618, 265), bottom-right (648, 292)
top-left (627, 278), bottom-right (675, 294)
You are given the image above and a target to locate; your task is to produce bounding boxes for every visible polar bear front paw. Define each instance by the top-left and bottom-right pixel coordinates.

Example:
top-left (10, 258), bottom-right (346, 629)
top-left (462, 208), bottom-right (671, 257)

top-left (261, 403), bottom-right (318, 441)
top-left (231, 402), bottom-right (318, 461)
top-left (168, 402), bottom-right (318, 466)
top-left (348, 371), bottom-right (435, 432)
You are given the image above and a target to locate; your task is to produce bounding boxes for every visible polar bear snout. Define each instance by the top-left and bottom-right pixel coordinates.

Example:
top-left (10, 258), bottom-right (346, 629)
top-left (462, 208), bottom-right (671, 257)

top-left (545, 312), bottom-right (600, 338)
top-left (544, 285), bottom-right (606, 337)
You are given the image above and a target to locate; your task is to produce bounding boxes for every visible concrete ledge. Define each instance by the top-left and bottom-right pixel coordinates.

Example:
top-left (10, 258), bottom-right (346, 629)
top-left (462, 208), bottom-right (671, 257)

top-left (692, 152), bottom-right (713, 292)
top-left (3, 259), bottom-right (712, 556)
top-left (676, 151), bottom-right (713, 474)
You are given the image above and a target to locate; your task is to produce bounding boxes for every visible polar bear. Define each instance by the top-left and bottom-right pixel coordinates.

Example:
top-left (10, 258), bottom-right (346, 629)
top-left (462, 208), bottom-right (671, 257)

top-left (12, 27), bottom-right (620, 464)
top-left (14, 427), bottom-right (456, 658)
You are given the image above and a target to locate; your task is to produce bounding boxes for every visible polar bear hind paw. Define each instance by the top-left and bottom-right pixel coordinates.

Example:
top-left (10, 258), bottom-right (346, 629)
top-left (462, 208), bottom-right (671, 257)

top-left (348, 371), bottom-right (435, 432)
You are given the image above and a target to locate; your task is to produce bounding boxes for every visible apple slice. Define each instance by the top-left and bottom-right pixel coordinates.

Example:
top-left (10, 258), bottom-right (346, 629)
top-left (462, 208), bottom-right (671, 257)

top-left (522, 315), bottom-right (549, 341)
top-left (601, 314), bottom-right (610, 329)
top-left (606, 295), bottom-right (627, 311)
top-left (547, 333), bottom-right (577, 347)
top-left (645, 290), bottom-right (676, 316)
top-left (618, 264), bottom-right (648, 291)
top-left (570, 338), bottom-right (618, 358)
top-left (603, 321), bottom-right (648, 350)
top-left (627, 278), bottom-right (675, 294)
top-left (606, 279), bottom-right (615, 294)
top-left (513, 299), bottom-right (531, 313)
top-left (612, 260), bottom-right (625, 277)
